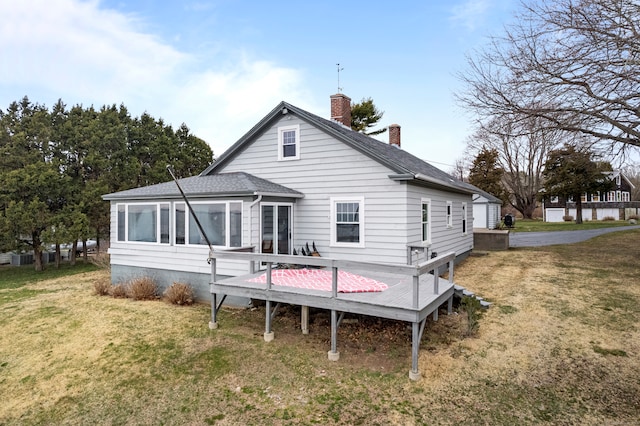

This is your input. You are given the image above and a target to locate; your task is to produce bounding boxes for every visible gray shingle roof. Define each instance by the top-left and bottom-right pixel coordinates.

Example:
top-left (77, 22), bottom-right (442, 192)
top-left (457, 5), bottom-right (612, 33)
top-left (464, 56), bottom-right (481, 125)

top-left (102, 172), bottom-right (304, 201)
top-left (201, 101), bottom-right (476, 195)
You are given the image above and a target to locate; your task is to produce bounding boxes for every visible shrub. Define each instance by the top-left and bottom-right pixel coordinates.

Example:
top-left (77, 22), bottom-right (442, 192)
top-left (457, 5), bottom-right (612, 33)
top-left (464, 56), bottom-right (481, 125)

top-left (628, 214), bottom-right (639, 220)
top-left (111, 283), bottom-right (128, 298)
top-left (602, 216), bottom-right (616, 221)
top-left (563, 215), bottom-right (574, 222)
top-left (128, 277), bottom-right (158, 301)
top-left (461, 296), bottom-right (483, 337)
top-left (93, 277), bottom-right (111, 296)
top-left (164, 282), bottom-right (195, 306)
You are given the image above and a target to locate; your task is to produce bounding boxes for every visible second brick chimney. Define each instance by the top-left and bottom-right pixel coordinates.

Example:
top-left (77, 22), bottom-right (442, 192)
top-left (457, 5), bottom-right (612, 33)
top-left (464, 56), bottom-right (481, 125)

top-left (330, 93), bottom-right (351, 127)
top-left (389, 124), bottom-right (401, 147)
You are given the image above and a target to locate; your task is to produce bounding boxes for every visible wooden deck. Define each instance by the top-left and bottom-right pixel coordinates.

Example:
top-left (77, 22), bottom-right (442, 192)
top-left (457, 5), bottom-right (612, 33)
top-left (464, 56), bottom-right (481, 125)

top-left (207, 250), bottom-right (457, 380)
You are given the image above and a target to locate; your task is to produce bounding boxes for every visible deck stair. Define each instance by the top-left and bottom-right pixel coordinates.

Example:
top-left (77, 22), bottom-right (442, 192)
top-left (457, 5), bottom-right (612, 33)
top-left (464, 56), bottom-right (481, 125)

top-left (454, 284), bottom-right (491, 308)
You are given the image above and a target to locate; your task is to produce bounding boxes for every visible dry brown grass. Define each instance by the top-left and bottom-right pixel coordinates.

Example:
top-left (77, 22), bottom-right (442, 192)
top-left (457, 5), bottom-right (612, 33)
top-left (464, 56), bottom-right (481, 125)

top-left (1, 230), bottom-right (639, 425)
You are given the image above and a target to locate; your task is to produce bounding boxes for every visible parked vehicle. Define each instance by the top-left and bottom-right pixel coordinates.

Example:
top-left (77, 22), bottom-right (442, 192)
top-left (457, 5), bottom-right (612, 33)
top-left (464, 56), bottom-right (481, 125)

top-left (60, 240), bottom-right (98, 255)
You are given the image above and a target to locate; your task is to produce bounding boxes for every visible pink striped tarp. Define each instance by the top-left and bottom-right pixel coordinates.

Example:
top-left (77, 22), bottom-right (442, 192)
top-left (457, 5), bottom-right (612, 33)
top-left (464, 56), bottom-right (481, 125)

top-left (247, 268), bottom-right (389, 293)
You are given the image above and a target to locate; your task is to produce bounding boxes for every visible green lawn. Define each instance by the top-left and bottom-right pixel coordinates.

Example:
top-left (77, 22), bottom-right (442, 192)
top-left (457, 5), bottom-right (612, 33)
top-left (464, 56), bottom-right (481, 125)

top-left (0, 261), bottom-right (98, 290)
top-left (508, 219), bottom-right (635, 232)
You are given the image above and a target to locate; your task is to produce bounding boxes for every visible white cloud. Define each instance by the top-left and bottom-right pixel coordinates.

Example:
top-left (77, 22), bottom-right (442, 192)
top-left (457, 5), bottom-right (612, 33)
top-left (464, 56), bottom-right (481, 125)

top-left (450, 0), bottom-right (491, 31)
top-left (0, 0), bottom-right (308, 156)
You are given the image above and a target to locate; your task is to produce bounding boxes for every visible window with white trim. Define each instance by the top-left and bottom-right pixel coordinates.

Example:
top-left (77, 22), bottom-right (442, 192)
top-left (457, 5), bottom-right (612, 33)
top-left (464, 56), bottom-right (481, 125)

top-left (462, 202), bottom-right (467, 234)
top-left (421, 199), bottom-right (431, 243)
top-left (331, 197), bottom-right (364, 247)
top-left (116, 203), bottom-right (170, 244)
top-left (278, 124), bottom-right (300, 161)
top-left (174, 201), bottom-right (242, 247)
top-left (550, 196), bottom-right (559, 203)
top-left (446, 201), bottom-right (453, 228)
top-left (622, 192), bottom-right (630, 202)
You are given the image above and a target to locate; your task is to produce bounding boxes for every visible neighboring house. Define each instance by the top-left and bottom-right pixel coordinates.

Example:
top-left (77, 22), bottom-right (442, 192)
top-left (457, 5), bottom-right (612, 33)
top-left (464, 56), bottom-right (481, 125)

top-left (471, 188), bottom-right (502, 229)
top-left (103, 94), bottom-right (475, 301)
top-left (542, 170), bottom-right (640, 222)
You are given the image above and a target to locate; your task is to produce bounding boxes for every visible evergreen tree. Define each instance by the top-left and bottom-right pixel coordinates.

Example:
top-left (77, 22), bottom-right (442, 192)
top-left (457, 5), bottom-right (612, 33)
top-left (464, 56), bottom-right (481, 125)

top-left (543, 145), bottom-right (614, 224)
top-left (350, 98), bottom-right (386, 136)
top-left (468, 147), bottom-right (507, 204)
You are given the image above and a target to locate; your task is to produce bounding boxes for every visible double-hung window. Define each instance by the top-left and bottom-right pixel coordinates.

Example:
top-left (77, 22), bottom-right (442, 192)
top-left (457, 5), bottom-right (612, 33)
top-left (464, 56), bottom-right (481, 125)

top-left (278, 124), bottom-right (300, 161)
top-left (446, 201), bottom-right (453, 228)
top-left (331, 197), bottom-right (364, 247)
top-left (461, 202), bottom-right (467, 234)
top-left (421, 199), bottom-right (431, 243)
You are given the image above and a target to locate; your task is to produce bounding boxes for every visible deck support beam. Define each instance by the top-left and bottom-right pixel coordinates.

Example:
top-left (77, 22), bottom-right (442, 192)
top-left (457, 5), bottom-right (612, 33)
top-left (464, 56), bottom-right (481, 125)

top-left (328, 309), bottom-right (340, 361)
top-left (264, 300), bottom-right (275, 342)
top-left (209, 293), bottom-right (219, 329)
top-left (409, 321), bottom-right (422, 381)
top-left (209, 258), bottom-right (218, 329)
top-left (447, 295), bottom-right (453, 314)
top-left (301, 305), bottom-right (309, 334)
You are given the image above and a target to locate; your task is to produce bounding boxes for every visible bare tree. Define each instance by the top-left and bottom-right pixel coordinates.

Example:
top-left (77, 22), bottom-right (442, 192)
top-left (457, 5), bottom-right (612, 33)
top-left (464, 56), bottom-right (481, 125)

top-left (468, 115), bottom-right (566, 218)
top-left (457, 0), bottom-right (640, 155)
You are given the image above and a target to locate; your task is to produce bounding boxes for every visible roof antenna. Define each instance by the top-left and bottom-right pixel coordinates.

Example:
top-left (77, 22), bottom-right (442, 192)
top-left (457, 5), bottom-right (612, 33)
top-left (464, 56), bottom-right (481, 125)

top-left (336, 63), bottom-right (344, 93)
top-left (166, 165), bottom-right (214, 254)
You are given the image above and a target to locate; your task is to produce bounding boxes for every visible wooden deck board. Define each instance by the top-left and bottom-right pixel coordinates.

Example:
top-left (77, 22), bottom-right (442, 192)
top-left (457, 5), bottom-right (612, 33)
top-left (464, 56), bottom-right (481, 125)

top-left (211, 267), bottom-right (454, 322)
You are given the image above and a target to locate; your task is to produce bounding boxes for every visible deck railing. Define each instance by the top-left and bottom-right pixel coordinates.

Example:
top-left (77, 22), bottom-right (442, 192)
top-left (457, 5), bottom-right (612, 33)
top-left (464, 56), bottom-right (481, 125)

top-left (209, 250), bottom-right (456, 309)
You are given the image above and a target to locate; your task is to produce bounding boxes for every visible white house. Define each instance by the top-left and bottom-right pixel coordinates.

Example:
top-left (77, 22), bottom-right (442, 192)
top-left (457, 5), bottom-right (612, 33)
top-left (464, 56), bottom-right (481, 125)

top-left (103, 94), bottom-right (476, 302)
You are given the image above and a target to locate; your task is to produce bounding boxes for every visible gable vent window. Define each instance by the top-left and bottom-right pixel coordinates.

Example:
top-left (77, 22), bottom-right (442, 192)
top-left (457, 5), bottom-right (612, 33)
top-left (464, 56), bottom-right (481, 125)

top-left (278, 124), bottom-right (300, 161)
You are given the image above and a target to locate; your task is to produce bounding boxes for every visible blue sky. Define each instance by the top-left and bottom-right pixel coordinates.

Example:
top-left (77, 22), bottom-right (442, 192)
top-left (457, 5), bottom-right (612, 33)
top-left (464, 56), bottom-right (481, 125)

top-left (0, 0), bottom-right (517, 170)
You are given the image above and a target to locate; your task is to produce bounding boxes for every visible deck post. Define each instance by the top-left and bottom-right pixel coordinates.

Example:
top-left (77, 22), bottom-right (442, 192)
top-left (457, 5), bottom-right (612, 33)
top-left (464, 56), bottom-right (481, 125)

top-left (328, 309), bottom-right (340, 361)
top-left (447, 295), bottom-right (453, 314)
top-left (409, 321), bottom-right (421, 381)
top-left (448, 260), bottom-right (454, 284)
top-left (331, 266), bottom-right (338, 298)
top-left (209, 257), bottom-right (218, 329)
top-left (264, 300), bottom-right (274, 342)
top-left (301, 305), bottom-right (309, 335)
top-left (266, 262), bottom-right (272, 290)
top-left (412, 274), bottom-right (419, 309)
top-left (433, 273), bottom-right (439, 294)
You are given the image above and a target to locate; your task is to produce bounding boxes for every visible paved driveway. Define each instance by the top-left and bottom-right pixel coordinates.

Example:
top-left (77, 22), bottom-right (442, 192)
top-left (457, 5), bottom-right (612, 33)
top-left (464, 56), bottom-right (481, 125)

top-left (509, 225), bottom-right (640, 247)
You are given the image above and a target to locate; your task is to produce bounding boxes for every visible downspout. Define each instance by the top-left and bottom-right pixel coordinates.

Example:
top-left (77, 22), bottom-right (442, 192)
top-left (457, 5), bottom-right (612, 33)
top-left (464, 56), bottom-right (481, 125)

top-left (249, 194), bottom-right (263, 250)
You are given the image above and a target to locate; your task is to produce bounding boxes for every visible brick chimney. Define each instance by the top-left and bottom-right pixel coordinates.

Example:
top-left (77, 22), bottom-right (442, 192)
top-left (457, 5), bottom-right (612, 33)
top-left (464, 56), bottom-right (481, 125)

top-left (330, 93), bottom-right (351, 127)
top-left (389, 124), bottom-right (401, 147)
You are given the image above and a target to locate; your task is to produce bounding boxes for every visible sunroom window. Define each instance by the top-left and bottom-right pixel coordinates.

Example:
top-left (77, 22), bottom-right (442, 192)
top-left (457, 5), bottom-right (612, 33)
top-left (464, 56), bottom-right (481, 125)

top-left (175, 201), bottom-right (242, 248)
top-left (117, 203), bottom-right (169, 244)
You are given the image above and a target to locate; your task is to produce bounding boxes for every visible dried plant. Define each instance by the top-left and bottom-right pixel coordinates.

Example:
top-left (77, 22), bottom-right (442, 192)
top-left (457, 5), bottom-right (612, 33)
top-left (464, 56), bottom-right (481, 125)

top-left (164, 282), bottom-right (195, 306)
top-left (93, 277), bottom-right (111, 296)
top-left (110, 283), bottom-right (128, 298)
top-left (128, 277), bottom-right (158, 301)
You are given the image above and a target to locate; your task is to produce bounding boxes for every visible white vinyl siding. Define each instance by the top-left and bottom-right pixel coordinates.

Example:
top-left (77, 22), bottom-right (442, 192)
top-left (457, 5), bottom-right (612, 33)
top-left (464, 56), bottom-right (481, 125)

top-left (217, 116), bottom-right (409, 264)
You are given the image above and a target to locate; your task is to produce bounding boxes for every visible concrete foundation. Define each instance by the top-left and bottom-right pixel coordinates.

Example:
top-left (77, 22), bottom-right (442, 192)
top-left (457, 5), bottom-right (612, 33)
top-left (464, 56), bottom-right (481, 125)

top-left (473, 229), bottom-right (510, 251)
